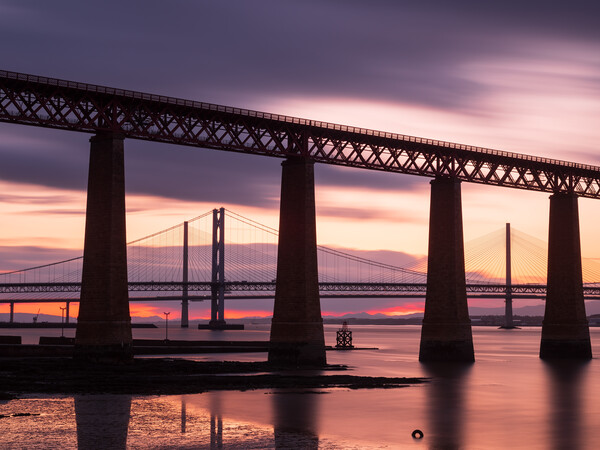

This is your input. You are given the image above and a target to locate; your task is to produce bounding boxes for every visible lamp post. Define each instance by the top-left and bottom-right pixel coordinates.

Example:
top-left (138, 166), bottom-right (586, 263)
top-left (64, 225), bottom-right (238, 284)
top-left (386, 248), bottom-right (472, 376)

top-left (60, 306), bottom-right (66, 338)
top-left (164, 312), bottom-right (171, 341)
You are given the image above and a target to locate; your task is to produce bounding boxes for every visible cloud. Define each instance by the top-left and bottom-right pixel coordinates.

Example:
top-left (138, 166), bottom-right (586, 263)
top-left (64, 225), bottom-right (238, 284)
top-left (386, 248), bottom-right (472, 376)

top-left (0, 124), bottom-right (283, 208)
top-left (316, 205), bottom-right (423, 222)
top-left (0, 193), bottom-right (79, 206)
top-left (321, 248), bottom-right (424, 269)
top-left (316, 164), bottom-right (424, 192)
top-left (3, 0), bottom-right (599, 114)
top-left (2, 0), bottom-right (599, 212)
top-left (0, 246), bottom-right (81, 272)
top-left (0, 125), bottom-right (89, 191)
top-left (13, 209), bottom-right (84, 216)
top-left (2, 2), bottom-right (600, 269)
top-left (124, 140), bottom-right (282, 207)
top-left (0, 124), bottom-right (429, 210)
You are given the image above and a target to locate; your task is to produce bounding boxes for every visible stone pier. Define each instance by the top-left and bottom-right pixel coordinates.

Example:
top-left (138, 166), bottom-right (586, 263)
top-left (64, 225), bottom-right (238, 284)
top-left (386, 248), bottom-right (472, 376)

top-left (268, 157), bottom-right (326, 366)
top-left (540, 193), bottom-right (591, 359)
top-left (74, 133), bottom-right (132, 362)
top-left (419, 177), bottom-right (474, 362)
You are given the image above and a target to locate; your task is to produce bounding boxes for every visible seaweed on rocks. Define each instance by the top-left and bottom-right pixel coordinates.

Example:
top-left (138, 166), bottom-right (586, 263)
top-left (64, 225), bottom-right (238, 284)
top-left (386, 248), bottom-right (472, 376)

top-left (0, 357), bottom-right (426, 396)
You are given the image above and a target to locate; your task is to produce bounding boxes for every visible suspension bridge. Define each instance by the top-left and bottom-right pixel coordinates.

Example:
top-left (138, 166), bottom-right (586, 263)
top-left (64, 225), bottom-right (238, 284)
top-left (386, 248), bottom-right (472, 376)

top-left (1, 69), bottom-right (597, 362)
top-left (3, 208), bottom-right (600, 324)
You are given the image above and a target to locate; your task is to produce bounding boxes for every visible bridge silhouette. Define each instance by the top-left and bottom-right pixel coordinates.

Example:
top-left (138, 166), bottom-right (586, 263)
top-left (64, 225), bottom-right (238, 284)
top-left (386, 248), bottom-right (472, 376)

top-left (0, 70), bottom-right (597, 363)
top-left (3, 208), bottom-right (600, 318)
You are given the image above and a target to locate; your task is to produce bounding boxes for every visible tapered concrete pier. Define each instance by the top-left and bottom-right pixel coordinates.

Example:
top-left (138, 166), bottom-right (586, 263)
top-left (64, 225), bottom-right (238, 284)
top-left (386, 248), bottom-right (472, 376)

top-left (75, 133), bottom-right (132, 362)
top-left (419, 177), bottom-right (474, 362)
top-left (540, 193), bottom-right (591, 359)
top-left (268, 157), bottom-right (326, 366)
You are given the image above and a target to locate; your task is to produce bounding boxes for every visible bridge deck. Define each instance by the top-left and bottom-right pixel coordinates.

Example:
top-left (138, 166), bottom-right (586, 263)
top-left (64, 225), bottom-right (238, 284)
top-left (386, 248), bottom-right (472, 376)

top-left (1, 281), bottom-right (600, 297)
top-left (2, 70), bottom-right (600, 197)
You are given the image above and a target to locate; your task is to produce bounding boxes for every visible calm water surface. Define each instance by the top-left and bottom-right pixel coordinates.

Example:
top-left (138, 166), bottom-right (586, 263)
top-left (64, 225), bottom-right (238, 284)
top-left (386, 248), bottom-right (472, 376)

top-left (2, 325), bottom-right (600, 449)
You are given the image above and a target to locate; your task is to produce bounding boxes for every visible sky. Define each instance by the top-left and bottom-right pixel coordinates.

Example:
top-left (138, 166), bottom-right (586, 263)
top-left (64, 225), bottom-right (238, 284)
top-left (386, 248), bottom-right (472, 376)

top-left (1, 0), bottom-right (600, 320)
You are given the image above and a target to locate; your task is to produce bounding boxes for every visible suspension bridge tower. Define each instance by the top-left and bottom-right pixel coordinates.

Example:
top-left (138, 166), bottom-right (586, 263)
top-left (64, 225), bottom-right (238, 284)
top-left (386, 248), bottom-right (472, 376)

top-left (197, 208), bottom-right (243, 330)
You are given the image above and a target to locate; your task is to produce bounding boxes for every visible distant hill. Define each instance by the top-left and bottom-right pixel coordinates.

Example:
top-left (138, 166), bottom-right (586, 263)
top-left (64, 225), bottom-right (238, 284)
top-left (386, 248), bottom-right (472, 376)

top-left (3, 301), bottom-right (600, 325)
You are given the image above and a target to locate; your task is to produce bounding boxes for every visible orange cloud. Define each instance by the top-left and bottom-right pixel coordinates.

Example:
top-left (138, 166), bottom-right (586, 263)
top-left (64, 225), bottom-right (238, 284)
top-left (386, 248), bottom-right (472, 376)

top-left (129, 304), bottom-right (171, 318)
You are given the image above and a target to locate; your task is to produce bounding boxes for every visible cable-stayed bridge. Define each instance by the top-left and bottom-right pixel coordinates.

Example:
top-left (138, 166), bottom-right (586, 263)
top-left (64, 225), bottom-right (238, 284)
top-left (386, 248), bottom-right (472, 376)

top-left (3, 208), bottom-right (600, 325)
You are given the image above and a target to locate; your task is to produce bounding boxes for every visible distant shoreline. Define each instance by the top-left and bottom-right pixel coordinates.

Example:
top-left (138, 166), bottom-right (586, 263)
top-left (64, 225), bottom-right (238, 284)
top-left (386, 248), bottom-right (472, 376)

top-left (0, 322), bottom-right (157, 329)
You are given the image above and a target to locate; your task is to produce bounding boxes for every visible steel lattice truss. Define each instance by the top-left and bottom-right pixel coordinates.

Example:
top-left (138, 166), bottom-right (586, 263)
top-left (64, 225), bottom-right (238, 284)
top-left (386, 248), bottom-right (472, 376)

top-left (2, 281), bottom-right (600, 299)
top-left (2, 70), bottom-right (600, 196)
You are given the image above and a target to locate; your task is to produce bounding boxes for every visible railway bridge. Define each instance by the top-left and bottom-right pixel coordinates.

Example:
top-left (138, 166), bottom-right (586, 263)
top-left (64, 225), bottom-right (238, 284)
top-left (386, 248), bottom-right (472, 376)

top-left (1, 70), bottom-right (597, 363)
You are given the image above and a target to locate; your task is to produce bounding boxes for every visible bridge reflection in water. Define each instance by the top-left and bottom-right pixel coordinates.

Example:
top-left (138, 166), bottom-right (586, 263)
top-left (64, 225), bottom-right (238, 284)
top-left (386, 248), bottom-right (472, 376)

top-left (75, 395), bottom-right (131, 450)
top-left (545, 360), bottom-right (589, 450)
top-left (61, 334), bottom-right (595, 448)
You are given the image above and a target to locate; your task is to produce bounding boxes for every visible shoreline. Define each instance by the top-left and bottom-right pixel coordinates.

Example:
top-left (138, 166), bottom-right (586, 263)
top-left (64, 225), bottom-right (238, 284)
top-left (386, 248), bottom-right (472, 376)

top-left (0, 357), bottom-right (426, 398)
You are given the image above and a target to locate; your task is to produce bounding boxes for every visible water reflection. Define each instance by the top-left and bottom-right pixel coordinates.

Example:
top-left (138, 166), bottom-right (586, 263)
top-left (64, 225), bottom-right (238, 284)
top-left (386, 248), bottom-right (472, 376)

top-left (75, 395), bottom-right (131, 449)
top-left (272, 391), bottom-right (321, 449)
top-left (209, 392), bottom-right (223, 449)
top-left (544, 360), bottom-right (589, 450)
top-left (181, 398), bottom-right (187, 434)
top-left (422, 362), bottom-right (473, 449)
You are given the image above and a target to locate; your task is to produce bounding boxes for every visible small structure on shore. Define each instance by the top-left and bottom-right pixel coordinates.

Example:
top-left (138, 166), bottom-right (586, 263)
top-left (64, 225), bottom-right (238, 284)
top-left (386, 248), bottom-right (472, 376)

top-left (336, 321), bottom-right (354, 349)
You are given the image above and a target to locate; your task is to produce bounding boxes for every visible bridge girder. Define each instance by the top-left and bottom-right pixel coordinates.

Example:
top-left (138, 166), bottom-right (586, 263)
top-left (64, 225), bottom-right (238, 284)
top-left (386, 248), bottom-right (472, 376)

top-left (2, 281), bottom-right (600, 297)
top-left (2, 70), bottom-right (600, 197)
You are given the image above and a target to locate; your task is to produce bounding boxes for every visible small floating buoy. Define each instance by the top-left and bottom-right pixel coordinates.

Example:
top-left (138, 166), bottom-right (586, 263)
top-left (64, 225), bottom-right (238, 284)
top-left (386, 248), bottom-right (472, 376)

top-left (411, 429), bottom-right (424, 439)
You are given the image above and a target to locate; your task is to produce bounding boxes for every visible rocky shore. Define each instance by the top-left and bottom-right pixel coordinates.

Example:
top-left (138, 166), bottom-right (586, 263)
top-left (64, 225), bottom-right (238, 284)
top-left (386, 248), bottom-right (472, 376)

top-left (0, 358), bottom-right (426, 398)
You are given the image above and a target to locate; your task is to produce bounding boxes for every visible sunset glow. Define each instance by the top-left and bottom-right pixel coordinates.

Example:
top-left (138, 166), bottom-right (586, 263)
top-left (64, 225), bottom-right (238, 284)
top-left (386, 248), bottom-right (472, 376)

top-left (370, 304), bottom-right (426, 317)
top-left (0, 303), bottom-right (79, 318)
top-left (209, 309), bottom-right (272, 320)
top-left (129, 304), bottom-right (169, 319)
top-left (4, 3), bottom-right (600, 448)
top-left (2, 2), bottom-right (600, 323)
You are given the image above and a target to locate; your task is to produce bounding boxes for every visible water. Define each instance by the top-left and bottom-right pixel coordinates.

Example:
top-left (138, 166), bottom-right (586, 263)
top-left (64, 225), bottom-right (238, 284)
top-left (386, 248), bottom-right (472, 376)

top-left (2, 325), bottom-right (600, 448)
